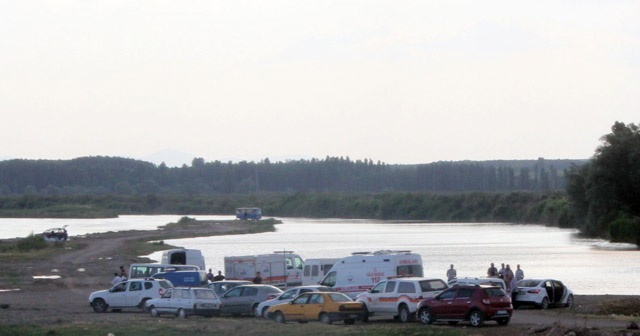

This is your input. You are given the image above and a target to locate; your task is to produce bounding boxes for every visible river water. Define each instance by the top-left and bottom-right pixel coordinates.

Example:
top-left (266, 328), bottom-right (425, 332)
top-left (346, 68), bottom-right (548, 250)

top-left (1, 216), bottom-right (637, 295)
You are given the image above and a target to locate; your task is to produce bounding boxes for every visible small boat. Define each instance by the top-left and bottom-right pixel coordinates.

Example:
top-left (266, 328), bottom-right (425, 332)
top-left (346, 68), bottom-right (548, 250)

top-left (43, 225), bottom-right (68, 242)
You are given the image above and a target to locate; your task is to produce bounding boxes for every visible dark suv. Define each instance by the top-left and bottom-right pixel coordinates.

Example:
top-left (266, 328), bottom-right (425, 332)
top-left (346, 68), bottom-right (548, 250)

top-left (416, 285), bottom-right (512, 327)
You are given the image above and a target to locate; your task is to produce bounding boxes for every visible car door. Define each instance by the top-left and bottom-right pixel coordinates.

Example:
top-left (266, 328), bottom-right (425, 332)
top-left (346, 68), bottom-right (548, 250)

top-left (108, 281), bottom-right (129, 307)
top-left (449, 287), bottom-right (473, 319)
top-left (239, 287), bottom-right (258, 314)
top-left (221, 287), bottom-right (243, 314)
top-left (365, 280), bottom-right (389, 312)
top-left (155, 289), bottom-right (174, 314)
top-left (380, 281), bottom-right (398, 313)
top-left (286, 293), bottom-right (311, 321)
top-left (302, 293), bottom-right (325, 320)
top-left (431, 287), bottom-right (457, 318)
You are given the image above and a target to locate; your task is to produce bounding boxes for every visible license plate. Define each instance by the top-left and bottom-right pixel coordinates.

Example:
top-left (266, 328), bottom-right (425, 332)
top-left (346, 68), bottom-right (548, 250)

top-left (348, 314), bottom-right (358, 318)
top-left (497, 310), bottom-right (507, 314)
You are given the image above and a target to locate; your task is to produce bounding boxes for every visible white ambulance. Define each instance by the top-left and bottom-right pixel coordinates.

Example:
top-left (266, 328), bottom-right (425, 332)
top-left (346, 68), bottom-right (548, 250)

top-left (224, 251), bottom-right (304, 288)
top-left (302, 258), bottom-right (339, 285)
top-left (318, 250), bottom-right (424, 298)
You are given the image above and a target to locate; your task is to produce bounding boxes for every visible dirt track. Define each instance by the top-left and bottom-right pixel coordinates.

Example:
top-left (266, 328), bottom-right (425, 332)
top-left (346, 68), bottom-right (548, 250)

top-left (0, 220), bottom-right (638, 335)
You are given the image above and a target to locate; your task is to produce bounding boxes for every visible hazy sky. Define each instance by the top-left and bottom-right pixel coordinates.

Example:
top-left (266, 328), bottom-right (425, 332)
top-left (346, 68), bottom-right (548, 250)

top-left (1, 1), bottom-right (638, 166)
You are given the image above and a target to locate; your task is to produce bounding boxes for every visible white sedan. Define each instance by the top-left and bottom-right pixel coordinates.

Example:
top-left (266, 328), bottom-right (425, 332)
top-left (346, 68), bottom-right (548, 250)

top-left (254, 285), bottom-right (332, 318)
top-left (513, 279), bottom-right (574, 309)
top-left (145, 287), bottom-right (221, 318)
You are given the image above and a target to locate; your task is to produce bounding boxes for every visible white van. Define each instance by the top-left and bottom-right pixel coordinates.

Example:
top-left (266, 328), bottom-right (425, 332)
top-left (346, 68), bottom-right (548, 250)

top-left (448, 277), bottom-right (507, 291)
top-left (319, 250), bottom-right (423, 298)
top-left (224, 251), bottom-right (304, 288)
top-left (302, 258), bottom-right (339, 285)
top-left (160, 248), bottom-right (205, 271)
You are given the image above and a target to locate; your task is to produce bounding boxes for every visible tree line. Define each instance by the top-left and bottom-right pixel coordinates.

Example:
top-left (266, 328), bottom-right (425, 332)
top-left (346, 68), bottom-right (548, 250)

top-left (0, 156), bottom-right (581, 196)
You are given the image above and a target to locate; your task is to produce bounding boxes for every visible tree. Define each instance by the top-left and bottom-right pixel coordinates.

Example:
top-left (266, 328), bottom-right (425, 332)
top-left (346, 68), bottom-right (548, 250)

top-left (566, 121), bottom-right (640, 244)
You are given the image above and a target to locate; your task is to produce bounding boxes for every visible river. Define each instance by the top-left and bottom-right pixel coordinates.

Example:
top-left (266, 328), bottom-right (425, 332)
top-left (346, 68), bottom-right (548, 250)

top-left (1, 216), bottom-right (637, 295)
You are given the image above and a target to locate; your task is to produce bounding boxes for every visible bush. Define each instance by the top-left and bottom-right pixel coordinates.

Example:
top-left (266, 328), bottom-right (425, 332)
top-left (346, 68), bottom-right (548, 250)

top-left (15, 233), bottom-right (48, 251)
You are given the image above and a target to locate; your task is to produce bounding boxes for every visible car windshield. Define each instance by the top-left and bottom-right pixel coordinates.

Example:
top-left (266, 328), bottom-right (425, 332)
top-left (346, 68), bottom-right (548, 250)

top-left (329, 293), bottom-right (352, 302)
top-left (519, 279), bottom-right (542, 287)
top-left (194, 289), bottom-right (217, 299)
top-left (484, 287), bottom-right (507, 297)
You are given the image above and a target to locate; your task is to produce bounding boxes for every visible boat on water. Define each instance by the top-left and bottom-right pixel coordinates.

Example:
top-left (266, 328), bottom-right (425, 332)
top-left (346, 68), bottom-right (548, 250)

top-left (43, 225), bottom-right (68, 242)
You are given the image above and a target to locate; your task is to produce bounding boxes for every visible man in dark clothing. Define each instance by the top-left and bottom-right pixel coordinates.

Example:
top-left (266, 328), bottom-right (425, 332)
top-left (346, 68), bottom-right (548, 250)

top-left (252, 271), bottom-right (262, 284)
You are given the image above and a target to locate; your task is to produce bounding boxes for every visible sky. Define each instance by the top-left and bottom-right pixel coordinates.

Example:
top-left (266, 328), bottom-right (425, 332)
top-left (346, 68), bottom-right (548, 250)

top-left (1, 1), bottom-right (639, 166)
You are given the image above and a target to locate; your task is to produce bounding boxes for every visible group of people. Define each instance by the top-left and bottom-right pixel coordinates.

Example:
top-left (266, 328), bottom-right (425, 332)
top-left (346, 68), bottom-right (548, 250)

top-left (446, 262), bottom-right (525, 293)
top-left (206, 269), bottom-right (226, 282)
top-left (110, 266), bottom-right (128, 286)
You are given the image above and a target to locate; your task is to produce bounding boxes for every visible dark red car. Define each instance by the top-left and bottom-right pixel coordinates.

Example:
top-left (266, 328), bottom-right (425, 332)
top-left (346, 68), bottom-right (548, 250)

top-left (417, 285), bottom-right (512, 327)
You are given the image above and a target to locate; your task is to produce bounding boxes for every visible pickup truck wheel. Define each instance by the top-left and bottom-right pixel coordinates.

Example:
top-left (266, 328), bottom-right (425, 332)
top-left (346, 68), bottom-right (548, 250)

top-left (398, 304), bottom-right (411, 322)
top-left (91, 299), bottom-right (107, 313)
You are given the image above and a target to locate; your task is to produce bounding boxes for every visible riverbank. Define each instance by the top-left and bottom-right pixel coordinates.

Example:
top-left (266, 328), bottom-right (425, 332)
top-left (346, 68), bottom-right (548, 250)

top-left (0, 217), bottom-right (638, 336)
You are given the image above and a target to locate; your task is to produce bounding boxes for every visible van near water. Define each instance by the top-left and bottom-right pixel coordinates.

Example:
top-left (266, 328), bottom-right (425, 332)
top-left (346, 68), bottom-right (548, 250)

top-left (319, 250), bottom-right (424, 298)
top-left (224, 251), bottom-right (304, 287)
top-left (302, 258), bottom-right (339, 285)
top-left (160, 248), bottom-right (206, 271)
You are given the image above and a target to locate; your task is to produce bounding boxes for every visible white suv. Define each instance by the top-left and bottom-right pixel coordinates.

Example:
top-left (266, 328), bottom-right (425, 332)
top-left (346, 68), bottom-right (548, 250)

top-left (355, 277), bottom-right (448, 322)
top-left (89, 279), bottom-right (173, 313)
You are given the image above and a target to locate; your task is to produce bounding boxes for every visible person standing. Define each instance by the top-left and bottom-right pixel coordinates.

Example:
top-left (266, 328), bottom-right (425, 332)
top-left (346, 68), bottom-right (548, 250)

top-left (207, 268), bottom-right (214, 282)
top-left (446, 264), bottom-right (457, 281)
top-left (487, 263), bottom-right (498, 277)
top-left (252, 271), bottom-right (262, 284)
top-left (119, 266), bottom-right (127, 279)
top-left (111, 272), bottom-right (122, 286)
top-left (213, 270), bottom-right (225, 281)
top-left (504, 264), bottom-right (515, 292)
top-left (515, 264), bottom-right (524, 281)
top-left (497, 263), bottom-right (506, 279)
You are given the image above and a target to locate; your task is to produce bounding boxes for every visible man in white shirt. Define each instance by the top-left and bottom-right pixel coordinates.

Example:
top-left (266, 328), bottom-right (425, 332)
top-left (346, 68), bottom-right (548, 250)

top-left (110, 273), bottom-right (122, 286)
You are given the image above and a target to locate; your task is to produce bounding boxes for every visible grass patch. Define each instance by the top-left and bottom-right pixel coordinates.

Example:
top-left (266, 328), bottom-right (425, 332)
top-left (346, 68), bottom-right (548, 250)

top-left (0, 319), bottom-right (466, 336)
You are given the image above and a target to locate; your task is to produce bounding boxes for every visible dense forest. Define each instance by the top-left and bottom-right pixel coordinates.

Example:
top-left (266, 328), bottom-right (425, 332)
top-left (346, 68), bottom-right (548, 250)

top-left (0, 157), bottom-right (582, 195)
top-left (0, 121), bottom-right (638, 246)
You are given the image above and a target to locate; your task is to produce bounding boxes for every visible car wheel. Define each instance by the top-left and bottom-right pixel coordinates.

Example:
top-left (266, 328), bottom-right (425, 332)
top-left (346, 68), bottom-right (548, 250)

top-left (362, 305), bottom-right (369, 322)
top-left (469, 310), bottom-right (485, 327)
top-left (274, 311), bottom-right (285, 324)
top-left (320, 313), bottom-right (332, 325)
top-left (540, 297), bottom-right (549, 309)
top-left (398, 304), bottom-right (412, 323)
top-left (177, 308), bottom-right (187, 319)
top-left (91, 299), bottom-right (107, 313)
top-left (149, 306), bottom-right (159, 317)
top-left (344, 319), bottom-right (355, 325)
top-left (418, 307), bottom-right (435, 325)
top-left (497, 317), bottom-right (510, 325)
top-left (138, 298), bottom-right (149, 310)
top-left (565, 294), bottom-right (574, 308)
top-left (261, 306), bottom-right (270, 318)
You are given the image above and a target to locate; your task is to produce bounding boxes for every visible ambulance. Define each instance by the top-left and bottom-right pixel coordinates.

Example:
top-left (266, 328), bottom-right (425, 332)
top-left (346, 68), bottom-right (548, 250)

top-left (302, 258), bottom-right (339, 285)
top-left (224, 251), bottom-right (304, 288)
top-left (319, 250), bottom-right (424, 298)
